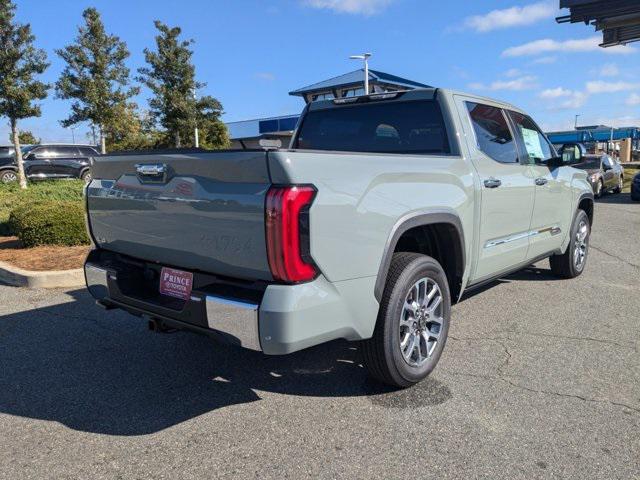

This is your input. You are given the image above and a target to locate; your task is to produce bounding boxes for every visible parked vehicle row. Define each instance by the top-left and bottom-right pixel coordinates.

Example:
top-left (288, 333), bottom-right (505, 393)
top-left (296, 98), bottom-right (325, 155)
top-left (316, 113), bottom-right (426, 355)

top-left (0, 144), bottom-right (99, 183)
top-left (84, 87), bottom-right (594, 388)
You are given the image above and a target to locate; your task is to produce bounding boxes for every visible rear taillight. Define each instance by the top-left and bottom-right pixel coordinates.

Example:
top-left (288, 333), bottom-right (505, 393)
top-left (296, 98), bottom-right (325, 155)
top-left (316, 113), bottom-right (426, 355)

top-left (266, 185), bottom-right (317, 283)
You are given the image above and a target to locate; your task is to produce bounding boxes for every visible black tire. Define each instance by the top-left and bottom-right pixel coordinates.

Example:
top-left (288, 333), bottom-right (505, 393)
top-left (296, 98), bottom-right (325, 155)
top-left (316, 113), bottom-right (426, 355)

top-left (0, 170), bottom-right (18, 183)
top-left (361, 252), bottom-right (451, 388)
top-left (81, 169), bottom-right (92, 183)
top-left (549, 209), bottom-right (590, 279)
top-left (595, 179), bottom-right (604, 198)
top-left (613, 176), bottom-right (623, 194)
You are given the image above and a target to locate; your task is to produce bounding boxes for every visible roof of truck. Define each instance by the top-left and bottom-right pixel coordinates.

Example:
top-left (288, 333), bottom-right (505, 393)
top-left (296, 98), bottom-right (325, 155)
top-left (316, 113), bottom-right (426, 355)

top-left (307, 87), bottom-right (525, 114)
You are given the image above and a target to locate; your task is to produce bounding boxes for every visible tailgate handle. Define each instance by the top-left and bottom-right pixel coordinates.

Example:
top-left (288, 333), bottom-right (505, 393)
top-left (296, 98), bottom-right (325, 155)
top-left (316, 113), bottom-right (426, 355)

top-left (135, 163), bottom-right (168, 183)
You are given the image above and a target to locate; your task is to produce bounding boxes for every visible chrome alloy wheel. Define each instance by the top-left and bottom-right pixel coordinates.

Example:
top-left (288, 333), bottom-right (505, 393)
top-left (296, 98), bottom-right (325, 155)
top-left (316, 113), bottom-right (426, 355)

top-left (1, 171), bottom-right (17, 183)
top-left (574, 219), bottom-right (589, 270)
top-left (399, 277), bottom-right (444, 368)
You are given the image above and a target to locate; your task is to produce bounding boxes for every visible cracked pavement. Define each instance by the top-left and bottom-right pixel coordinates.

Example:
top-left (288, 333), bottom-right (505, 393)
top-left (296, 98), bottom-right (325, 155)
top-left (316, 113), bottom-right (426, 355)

top-left (0, 194), bottom-right (638, 479)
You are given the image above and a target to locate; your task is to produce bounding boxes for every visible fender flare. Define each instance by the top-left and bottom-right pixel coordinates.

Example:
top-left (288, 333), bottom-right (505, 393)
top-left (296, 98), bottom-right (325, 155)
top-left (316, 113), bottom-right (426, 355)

top-left (374, 209), bottom-right (466, 302)
top-left (577, 190), bottom-right (594, 225)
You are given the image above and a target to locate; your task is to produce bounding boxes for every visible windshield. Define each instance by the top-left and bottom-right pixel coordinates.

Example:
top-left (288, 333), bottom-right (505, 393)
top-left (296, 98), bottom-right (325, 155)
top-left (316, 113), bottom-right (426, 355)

top-left (294, 100), bottom-right (451, 154)
top-left (573, 158), bottom-right (601, 170)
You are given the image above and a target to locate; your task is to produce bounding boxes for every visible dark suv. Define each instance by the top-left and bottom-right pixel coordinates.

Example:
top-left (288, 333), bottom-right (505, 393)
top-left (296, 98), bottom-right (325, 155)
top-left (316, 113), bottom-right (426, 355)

top-left (0, 144), bottom-right (99, 183)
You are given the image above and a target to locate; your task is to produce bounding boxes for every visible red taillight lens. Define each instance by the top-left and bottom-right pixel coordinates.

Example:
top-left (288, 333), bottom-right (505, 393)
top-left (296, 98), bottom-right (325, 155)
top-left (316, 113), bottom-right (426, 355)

top-left (266, 185), bottom-right (317, 283)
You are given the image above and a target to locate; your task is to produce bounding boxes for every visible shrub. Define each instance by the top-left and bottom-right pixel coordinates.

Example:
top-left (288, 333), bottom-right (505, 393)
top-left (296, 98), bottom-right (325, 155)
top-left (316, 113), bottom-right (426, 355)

top-left (0, 180), bottom-right (85, 235)
top-left (9, 200), bottom-right (89, 247)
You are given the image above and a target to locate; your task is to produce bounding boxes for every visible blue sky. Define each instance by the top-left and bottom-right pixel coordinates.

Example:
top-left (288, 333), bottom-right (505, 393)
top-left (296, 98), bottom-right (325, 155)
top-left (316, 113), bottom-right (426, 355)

top-left (5, 0), bottom-right (640, 143)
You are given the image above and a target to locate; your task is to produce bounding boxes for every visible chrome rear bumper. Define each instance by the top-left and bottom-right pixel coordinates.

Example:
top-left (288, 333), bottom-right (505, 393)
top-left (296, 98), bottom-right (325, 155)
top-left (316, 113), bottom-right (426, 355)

top-left (84, 262), bottom-right (261, 351)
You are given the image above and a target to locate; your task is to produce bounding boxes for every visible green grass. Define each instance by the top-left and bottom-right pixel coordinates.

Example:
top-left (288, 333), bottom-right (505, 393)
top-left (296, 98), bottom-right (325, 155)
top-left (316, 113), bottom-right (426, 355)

top-left (0, 180), bottom-right (85, 236)
top-left (623, 166), bottom-right (639, 193)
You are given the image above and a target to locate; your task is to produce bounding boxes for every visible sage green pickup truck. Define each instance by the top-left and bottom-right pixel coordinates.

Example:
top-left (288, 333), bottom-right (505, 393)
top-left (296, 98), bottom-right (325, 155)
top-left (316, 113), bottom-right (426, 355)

top-left (84, 88), bottom-right (594, 388)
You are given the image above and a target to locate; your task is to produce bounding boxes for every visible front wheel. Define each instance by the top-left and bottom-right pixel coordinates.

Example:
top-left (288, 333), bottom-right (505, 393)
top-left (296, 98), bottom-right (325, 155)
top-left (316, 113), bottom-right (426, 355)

top-left (613, 176), bottom-right (623, 194)
top-left (81, 170), bottom-right (92, 183)
top-left (361, 253), bottom-right (451, 388)
top-left (0, 170), bottom-right (17, 183)
top-left (549, 209), bottom-right (590, 279)
top-left (595, 179), bottom-right (604, 198)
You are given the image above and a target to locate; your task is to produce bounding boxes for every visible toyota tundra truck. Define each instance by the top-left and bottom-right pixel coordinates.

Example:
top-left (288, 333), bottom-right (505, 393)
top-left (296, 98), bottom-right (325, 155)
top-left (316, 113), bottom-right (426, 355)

top-left (84, 88), bottom-right (594, 388)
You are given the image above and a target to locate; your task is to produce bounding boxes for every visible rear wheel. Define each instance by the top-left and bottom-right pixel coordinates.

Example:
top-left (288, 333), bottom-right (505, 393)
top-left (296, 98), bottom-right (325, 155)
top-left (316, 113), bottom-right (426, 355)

top-left (81, 169), bottom-right (92, 183)
top-left (550, 209), bottom-right (590, 279)
top-left (361, 253), bottom-right (450, 388)
top-left (0, 170), bottom-right (17, 183)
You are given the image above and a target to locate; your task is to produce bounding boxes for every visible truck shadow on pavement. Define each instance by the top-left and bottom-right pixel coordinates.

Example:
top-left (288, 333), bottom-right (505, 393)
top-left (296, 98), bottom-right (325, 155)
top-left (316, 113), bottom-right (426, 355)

top-left (0, 288), bottom-right (451, 436)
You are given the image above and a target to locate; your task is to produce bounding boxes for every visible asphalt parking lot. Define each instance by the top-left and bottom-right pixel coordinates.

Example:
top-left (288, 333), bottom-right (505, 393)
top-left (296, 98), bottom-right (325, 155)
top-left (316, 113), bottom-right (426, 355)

top-left (0, 194), bottom-right (638, 480)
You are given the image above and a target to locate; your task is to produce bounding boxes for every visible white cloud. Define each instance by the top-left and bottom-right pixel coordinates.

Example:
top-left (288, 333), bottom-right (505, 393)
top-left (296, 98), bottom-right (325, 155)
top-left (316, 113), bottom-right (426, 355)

top-left (255, 72), bottom-right (276, 81)
top-left (470, 75), bottom-right (538, 91)
top-left (599, 63), bottom-right (619, 77)
top-left (463, 1), bottom-right (555, 33)
top-left (502, 36), bottom-right (635, 57)
top-left (625, 93), bottom-right (640, 106)
top-left (586, 80), bottom-right (640, 94)
top-left (539, 87), bottom-right (588, 109)
top-left (557, 92), bottom-right (588, 109)
top-left (532, 56), bottom-right (557, 64)
top-left (505, 68), bottom-right (522, 78)
top-left (302, 0), bottom-right (393, 15)
top-left (539, 87), bottom-right (573, 99)
top-left (592, 115), bottom-right (640, 128)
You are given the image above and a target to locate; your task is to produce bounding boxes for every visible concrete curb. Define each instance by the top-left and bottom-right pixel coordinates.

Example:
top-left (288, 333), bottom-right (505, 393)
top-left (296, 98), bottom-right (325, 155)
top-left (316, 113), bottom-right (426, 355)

top-left (0, 261), bottom-right (84, 288)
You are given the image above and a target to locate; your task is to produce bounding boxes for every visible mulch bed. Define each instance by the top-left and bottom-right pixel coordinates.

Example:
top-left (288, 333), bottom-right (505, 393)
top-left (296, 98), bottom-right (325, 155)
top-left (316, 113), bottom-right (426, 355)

top-left (0, 236), bottom-right (90, 271)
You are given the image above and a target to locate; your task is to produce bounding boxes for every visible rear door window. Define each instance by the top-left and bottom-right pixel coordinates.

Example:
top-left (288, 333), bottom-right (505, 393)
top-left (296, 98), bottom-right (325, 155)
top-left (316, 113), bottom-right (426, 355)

top-left (294, 100), bottom-right (451, 154)
top-left (78, 147), bottom-right (98, 156)
top-left (52, 146), bottom-right (79, 158)
top-left (466, 102), bottom-right (518, 164)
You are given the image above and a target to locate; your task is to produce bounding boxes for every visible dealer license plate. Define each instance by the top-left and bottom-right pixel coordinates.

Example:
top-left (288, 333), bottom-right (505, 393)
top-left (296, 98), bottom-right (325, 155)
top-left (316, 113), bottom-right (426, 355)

top-left (159, 267), bottom-right (193, 300)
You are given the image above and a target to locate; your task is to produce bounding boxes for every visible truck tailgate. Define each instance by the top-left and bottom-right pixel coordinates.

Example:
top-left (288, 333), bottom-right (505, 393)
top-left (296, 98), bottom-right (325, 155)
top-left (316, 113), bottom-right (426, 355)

top-left (87, 151), bottom-right (273, 281)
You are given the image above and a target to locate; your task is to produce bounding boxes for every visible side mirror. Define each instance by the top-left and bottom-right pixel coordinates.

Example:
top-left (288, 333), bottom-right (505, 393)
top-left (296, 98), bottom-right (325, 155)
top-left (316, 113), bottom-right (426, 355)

top-left (603, 163), bottom-right (612, 171)
top-left (559, 144), bottom-right (582, 164)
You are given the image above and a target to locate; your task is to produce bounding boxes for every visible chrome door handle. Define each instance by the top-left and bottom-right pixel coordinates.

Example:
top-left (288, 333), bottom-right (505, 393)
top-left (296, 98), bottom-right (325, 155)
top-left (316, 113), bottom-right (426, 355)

top-left (484, 178), bottom-right (502, 189)
top-left (535, 177), bottom-right (548, 186)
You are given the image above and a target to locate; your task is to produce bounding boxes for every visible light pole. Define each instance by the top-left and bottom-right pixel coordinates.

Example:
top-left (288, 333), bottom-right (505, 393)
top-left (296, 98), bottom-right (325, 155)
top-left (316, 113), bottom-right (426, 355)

top-left (349, 53), bottom-right (372, 95)
top-left (70, 125), bottom-right (77, 144)
top-left (193, 88), bottom-right (199, 148)
top-left (574, 114), bottom-right (581, 130)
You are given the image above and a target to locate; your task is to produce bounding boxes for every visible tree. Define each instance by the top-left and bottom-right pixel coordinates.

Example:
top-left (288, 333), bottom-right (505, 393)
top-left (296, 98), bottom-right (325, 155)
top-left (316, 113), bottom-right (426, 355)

top-left (12, 130), bottom-right (40, 145)
top-left (103, 103), bottom-right (161, 152)
top-left (0, 0), bottom-right (49, 189)
top-left (137, 21), bottom-right (228, 149)
top-left (55, 7), bottom-right (138, 154)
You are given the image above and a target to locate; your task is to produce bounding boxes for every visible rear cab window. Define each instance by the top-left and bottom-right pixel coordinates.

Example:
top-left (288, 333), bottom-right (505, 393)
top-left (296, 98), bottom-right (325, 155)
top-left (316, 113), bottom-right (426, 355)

top-left (294, 99), bottom-right (452, 155)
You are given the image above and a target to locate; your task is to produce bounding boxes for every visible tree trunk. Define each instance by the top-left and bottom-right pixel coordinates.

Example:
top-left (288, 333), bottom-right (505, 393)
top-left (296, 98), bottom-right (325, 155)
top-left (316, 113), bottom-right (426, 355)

top-left (99, 125), bottom-right (106, 154)
top-left (174, 130), bottom-right (181, 149)
top-left (10, 119), bottom-right (27, 189)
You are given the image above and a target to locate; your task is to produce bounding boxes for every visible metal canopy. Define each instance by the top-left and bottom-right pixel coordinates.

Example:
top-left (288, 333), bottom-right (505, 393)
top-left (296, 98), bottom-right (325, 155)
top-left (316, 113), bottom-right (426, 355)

top-left (557, 0), bottom-right (640, 47)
